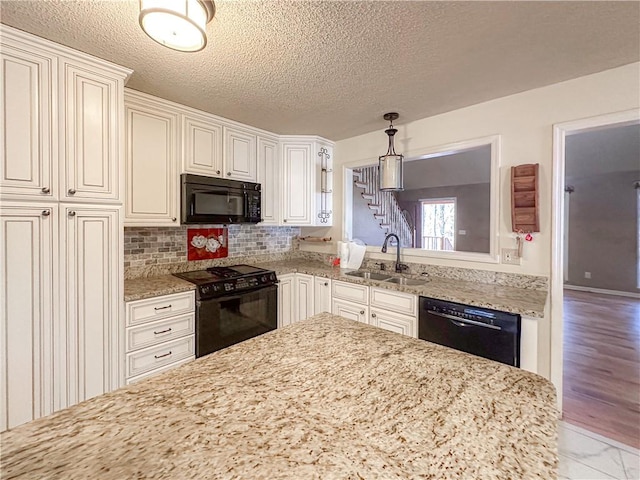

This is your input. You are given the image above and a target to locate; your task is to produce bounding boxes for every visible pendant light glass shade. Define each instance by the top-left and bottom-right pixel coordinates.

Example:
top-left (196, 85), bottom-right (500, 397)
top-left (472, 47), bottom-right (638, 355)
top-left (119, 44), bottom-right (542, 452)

top-left (139, 0), bottom-right (215, 52)
top-left (379, 113), bottom-right (404, 191)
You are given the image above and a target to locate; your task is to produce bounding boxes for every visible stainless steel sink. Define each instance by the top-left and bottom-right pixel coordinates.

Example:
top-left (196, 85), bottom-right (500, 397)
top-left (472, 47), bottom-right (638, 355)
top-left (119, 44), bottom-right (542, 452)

top-left (384, 277), bottom-right (427, 286)
top-left (344, 271), bottom-right (393, 281)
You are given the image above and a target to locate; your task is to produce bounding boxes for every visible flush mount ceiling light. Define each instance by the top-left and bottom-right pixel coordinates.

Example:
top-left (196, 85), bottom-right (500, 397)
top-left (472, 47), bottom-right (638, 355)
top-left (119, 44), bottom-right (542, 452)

top-left (139, 0), bottom-right (215, 52)
top-left (378, 112), bottom-right (404, 191)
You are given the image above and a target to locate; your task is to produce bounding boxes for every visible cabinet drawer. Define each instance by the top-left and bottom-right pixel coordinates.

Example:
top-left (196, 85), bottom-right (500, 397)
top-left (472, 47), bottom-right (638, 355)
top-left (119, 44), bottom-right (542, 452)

top-left (126, 356), bottom-right (195, 385)
top-left (126, 291), bottom-right (195, 326)
top-left (370, 287), bottom-right (417, 316)
top-left (332, 280), bottom-right (369, 304)
top-left (126, 313), bottom-right (195, 353)
top-left (126, 335), bottom-right (195, 379)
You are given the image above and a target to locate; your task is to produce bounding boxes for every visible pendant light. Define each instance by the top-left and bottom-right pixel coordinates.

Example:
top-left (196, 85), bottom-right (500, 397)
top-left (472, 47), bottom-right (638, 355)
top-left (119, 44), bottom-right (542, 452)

top-left (139, 0), bottom-right (215, 52)
top-left (378, 112), bottom-right (404, 191)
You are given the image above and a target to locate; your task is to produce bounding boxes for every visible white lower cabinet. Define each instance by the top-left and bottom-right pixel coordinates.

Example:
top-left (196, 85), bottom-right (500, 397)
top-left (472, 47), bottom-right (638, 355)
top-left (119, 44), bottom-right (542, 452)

top-left (1, 202), bottom-right (124, 431)
top-left (313, 277), bottom-right (332, 315)
top-left (295, 274), bottom-right (314, 322)
top-left (520, 316), bottom-right (538, 374)
top-left (370, 308), bottom-right (416, 337)
top-left (277, 274), bottom-right (295, 328)
top-left (60, 204), bottom-right (123, 406)
top-left (0, 203), bottom-right (57, 431)
top-left (332, 298), bottom-right (369, 323)
top-left (125, 291), bottom-right (195, 384)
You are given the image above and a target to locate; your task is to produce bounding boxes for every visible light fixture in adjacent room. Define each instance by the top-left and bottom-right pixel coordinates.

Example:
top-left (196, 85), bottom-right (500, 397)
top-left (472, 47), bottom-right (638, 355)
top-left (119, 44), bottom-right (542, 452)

top-left (139, 0), bottom-right (215, 52)
top-left (379, 112), bottom-right (404, 191)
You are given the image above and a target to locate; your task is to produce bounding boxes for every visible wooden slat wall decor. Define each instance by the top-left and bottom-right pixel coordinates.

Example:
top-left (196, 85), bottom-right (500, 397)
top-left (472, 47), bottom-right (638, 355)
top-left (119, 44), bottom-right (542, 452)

top-left (511, 163), bottom-right (540, 233)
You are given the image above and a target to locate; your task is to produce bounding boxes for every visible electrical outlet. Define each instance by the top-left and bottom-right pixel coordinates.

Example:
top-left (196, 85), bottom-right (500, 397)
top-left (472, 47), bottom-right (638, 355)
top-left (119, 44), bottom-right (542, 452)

top-left (584, 272), bottom-right (591, 279)
top-left (501, 248), bottom-right (521, 265)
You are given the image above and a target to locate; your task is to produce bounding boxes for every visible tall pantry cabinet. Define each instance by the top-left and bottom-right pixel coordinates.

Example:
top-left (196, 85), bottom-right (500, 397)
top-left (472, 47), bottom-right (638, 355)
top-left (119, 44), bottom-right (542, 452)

top-left (0, 25), bottom-right (131, 431)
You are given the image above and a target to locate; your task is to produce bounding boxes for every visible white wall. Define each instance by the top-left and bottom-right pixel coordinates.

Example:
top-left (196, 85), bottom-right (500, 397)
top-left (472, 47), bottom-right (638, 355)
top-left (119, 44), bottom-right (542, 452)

top-left (301, 62), bottom-right (640, 381)
top-left (303, 63), bottom-right (640, 277)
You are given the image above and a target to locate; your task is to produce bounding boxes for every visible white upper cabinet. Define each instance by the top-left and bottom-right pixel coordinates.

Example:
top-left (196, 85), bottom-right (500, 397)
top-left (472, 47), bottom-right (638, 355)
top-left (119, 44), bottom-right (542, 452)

top-left (257, 135), bottom-right (279, 225)
top-left (281, 140), bottom-right (314, 225)
top-left (124, 91), bottom-right (180, 226)
top-left (0, 38), bottom-right (56, 200)
top-left (223, 126), bottom-right (257, 182)
top-left (0, 25), bottom-right (131, 204)
top-left (60, 58), bottom-right (124, 202)
top-left (182, 112), bottom-right (223, 177)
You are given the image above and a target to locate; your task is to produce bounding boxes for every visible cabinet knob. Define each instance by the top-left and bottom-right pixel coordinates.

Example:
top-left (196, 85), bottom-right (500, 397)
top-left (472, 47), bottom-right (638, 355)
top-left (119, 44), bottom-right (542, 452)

top-left (324, 282), bottom-right (328, 286)
top-left (371, 313), bottom-right (377, 318)
top-left (68, 211), bottom-right (76, 217)
top-left (41, 187), bottom-right (50, 194)
top-left (360, 310), bottom-right (365, 315)
top-left (41, 210), bottom-right (51, 217)
top-left (283, 219), bottom-right (287, 222)
top-left (216, 170), bottom-right (221, 174)
top-left (68, 188), bottom-right (76, 195)
top-left (172, 217), bottom-right (177, 222)
top-left (227, 172), bottom-right (232, 176)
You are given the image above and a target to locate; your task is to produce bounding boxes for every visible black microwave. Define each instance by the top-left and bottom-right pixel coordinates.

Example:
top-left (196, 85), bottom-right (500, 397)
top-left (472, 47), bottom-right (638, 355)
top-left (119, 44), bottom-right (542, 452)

top-left (181, 174), bottom-right (262, 224)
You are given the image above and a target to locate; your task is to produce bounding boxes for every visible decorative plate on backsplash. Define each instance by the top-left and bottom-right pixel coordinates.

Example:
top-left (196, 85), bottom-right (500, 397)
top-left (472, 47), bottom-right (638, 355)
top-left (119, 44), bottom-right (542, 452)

top-left (188, 227), bottom-right (228, 260)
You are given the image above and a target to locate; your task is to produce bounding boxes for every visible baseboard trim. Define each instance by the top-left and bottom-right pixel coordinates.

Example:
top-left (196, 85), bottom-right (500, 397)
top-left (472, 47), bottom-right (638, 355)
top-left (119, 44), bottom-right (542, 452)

top-left (564, 284), bottom-right (640, 299)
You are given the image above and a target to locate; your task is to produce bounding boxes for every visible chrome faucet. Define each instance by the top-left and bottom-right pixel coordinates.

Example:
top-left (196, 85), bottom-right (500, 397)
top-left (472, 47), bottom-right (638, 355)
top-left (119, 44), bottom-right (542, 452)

top-left (381, 233), bottom-right (408, 273)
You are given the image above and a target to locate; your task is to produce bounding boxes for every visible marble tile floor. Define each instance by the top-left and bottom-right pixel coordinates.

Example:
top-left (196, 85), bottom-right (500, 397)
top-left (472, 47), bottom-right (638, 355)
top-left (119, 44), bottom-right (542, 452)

top-left (559, 421), bottom-right (640, 479)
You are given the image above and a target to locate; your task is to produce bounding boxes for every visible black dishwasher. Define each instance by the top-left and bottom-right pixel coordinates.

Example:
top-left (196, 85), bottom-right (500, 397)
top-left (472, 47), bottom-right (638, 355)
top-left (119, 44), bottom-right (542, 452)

top-left (418, 297), bottom-right (521, 367)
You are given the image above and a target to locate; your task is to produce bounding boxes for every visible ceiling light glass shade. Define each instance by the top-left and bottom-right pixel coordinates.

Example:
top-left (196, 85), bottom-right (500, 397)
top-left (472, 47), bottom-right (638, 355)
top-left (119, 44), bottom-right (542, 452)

top-left (139, 0), bottom-right (215, 52)
top-left (378, 113), bottom-right (404, 191)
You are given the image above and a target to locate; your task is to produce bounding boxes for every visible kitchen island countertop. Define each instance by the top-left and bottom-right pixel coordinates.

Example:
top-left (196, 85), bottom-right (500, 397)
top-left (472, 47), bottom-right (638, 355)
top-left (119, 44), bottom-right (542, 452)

top-left (1, 313), bottom-right (557, 479)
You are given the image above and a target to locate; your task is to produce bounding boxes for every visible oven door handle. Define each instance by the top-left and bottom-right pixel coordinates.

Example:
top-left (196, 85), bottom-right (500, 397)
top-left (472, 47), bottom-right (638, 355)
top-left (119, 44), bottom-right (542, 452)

top-left (206, 286), bottom-right (276, 303)
top-left (427, 310), bottom-right (502, 331)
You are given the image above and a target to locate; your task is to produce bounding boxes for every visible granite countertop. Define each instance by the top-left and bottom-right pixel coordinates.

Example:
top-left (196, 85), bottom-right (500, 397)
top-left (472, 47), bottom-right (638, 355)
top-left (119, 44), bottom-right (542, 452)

top-left (125, 260), bottom-right (547, 317)
top-left (258, 259), bottom-right (548, 318)
top-left (124, 275), bottom-right (196, 302)
top-left (1, 313), bottom-right (558, 479)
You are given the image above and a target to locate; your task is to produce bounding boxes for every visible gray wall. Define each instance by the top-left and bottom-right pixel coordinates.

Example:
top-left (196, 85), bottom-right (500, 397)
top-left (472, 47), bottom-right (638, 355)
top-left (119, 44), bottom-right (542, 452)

top-left (397, 183), bottom-right (491, 253)
top-left (352, 183), bottom-right (388, 246)
top-left (565, 124), bottom-right (639, 293)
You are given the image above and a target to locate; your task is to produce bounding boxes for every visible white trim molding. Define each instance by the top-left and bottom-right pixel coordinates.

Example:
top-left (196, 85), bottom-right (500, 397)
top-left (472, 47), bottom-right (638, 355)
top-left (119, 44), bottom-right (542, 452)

top-left (551, 108), bottom-right (640, 413)
top-left (564, 284), bottom-right (640, 299)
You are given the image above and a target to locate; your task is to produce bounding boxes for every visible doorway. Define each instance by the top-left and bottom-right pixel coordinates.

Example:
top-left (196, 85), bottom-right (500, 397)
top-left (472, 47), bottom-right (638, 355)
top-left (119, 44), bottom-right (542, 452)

top-left (552, 111), bottom-right (640, 449)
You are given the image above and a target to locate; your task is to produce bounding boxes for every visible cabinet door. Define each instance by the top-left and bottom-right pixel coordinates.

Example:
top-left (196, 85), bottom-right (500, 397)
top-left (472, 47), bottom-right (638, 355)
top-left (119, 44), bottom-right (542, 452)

top-left (60, 59), bottom-right (122, 202)
top-left (182, 113), bottom-right (223, 177)
top-left (281, 141), bottom-right (313, 225)
top-left (277, 274), bottom-right (295, 328)
top-left (0, 203), bottom-right (57, 431)
top-left (60, 204), bottom-right (122, 407)
top-left (313, 277), bottom-right (332, 315)
top-left (257, 136), bottom-right (279, 225)
top-left (124, 96), bottom-right (179, 226)
top-left (332, 299), bottom-right (369, 324)
top-left (0, 41), bottom-right (56, 200)
top-left (370, 308), bottom-right (416, 338)
top-left (295, 274), bottom-right (314, 322)
top-left (520, 316), bottom-right (538, 374)
top-left (223, 126), bottom-right (256, 182)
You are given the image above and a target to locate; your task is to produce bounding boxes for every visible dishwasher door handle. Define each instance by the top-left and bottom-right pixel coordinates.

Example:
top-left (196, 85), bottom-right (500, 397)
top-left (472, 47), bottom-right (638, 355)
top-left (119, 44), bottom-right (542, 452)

top-left (427, 310), bottom-right (502, 331)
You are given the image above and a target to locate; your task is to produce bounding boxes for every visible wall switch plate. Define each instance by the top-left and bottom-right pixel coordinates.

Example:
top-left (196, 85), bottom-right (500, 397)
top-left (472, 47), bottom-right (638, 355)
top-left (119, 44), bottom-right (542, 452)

top-left (584, 272), bottom-right (591, 279)
top-left (501, 248), bottom-right (521, 265)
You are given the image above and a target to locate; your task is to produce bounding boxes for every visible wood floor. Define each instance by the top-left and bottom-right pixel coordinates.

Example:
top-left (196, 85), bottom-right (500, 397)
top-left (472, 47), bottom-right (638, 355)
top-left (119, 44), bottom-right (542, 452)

top-left (562, 289), bottom-right (640, 449)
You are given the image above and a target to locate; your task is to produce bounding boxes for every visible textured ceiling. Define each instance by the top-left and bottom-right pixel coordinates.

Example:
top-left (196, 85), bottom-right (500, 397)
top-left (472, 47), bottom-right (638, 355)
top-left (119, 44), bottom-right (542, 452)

top-left (1, 1), bottom-right (639, 140)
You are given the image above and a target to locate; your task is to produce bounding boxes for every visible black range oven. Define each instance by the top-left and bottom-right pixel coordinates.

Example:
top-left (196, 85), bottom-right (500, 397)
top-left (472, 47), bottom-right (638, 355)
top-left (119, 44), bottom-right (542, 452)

top-left (174, 265), bottom-right (277, 357)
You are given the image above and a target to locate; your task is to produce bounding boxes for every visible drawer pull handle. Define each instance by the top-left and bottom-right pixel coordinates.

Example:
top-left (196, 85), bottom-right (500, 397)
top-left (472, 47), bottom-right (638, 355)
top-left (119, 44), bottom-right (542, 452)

top-left (68, 188), bottom-right (76, 195)
top-left (371, 313), bottom-right (377, 318)
top-left (153, 327), bottom-right (172, 335)
top-left (360, 310), bottom-right (365, 315)
top-left (154, 351), bottom-right (172, 359)
top-left (41, 187), bottom-right (50, 194)
top-left (154, 305), bottom-right (172, 311)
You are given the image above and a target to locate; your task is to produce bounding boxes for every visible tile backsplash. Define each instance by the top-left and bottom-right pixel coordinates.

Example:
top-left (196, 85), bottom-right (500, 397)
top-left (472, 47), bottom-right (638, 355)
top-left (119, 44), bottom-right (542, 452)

top-left (124, 225), bottom-right (300, 268)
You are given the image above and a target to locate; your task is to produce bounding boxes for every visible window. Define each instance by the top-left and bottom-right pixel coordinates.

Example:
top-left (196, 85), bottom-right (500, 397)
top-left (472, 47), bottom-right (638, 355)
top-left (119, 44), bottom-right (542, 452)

top-left (421, 198), bottom-right (456, 251)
